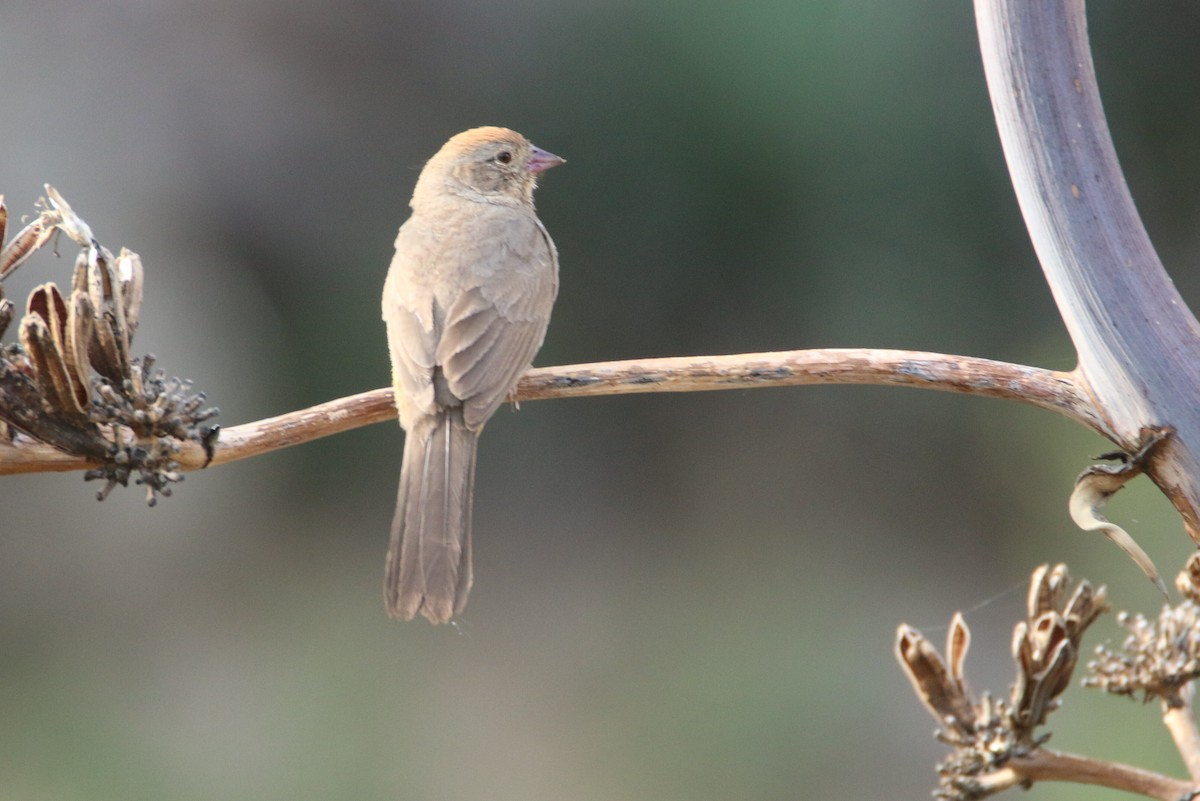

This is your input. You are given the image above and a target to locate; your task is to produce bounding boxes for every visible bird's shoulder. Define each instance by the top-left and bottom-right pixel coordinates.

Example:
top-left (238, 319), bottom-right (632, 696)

top-left (393, 200), bottom-right (552, 279)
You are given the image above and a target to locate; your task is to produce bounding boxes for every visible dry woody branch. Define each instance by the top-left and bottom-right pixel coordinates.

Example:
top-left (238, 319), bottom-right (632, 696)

top-left (0, 191), bottom-right (1119, 507)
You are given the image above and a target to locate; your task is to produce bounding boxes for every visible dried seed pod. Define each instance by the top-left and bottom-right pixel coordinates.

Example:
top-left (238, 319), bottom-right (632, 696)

top-left (19, 313), bottom-right (84, 418)
top-left (27, 282), bottom-right (67, 335)
top-left (1025, 612), bottom-right (1068, 666)
top-left (1177, 553), bottom-right (1200, 604)
top-left (89, 312), bottom-right (125, 382)
top-left (85, 248), bottom-right (132, 383)
top-left (1016, 637), bottom-right (1073, 728)
top-left (0, 215), bottom-right (54, 279)
top-left (1061, 579), bottom-right (1106, 635)
top-left (1027, 563), bottom-right (1069, 620)
top-left (116, 248), bottom-right (143, 335)
top-left (1040, 639), bottom-right (1076, 704)
top-left (26, 283), bottom-right (88, 415)
top-left (27, 282), bottom-right (72, 387)
top-left (86, 245), bottom-right (113, 311)
top-left (65, 289), bottom-right (95, 407)
top-left (947, 612), bottom-right (970, 689)
top-left (101, 247), bottom-right (131, 347)
top-left (0, 297), bottom-right (12, 339)
top-left (896, 624), bottom-right (976, 732)
top-left (72, 249), bottom-right (89, 293)
top-left (1030, 615), bottom-right (1075, 698)
top-left (27, 282), bottom-right (90, 409)
top-left (1011, 611), bottom-right (1075, 730)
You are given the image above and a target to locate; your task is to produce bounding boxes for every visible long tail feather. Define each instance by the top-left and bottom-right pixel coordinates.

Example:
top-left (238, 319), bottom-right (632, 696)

top-left (385, 409), bottom-right (478, 623)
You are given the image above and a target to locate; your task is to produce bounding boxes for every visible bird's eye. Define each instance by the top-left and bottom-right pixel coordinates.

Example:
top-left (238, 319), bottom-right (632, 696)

top-left (495, 151), bottom-right (512, 164)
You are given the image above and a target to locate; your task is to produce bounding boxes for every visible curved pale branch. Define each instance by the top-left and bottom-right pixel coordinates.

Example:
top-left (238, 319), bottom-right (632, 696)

top-left (972, 748), bottom-right (1195, 801)
top-left (976, 1), bottom-right (1200, 539)
top-left (0, 348), bottom-right (1099, 476)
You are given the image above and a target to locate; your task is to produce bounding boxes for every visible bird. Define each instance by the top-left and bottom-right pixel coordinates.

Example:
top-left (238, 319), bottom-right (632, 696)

top-left (381, 126), bottom-right (564, 623)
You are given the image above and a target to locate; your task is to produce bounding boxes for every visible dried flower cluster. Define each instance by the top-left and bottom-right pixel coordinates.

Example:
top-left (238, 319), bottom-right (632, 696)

top-left (896, 564), bottom-right (1108, 800)
top-left (1086, 553), bottom-right (1200, 705)
top-left (0, 187), bottom-right (217, 504)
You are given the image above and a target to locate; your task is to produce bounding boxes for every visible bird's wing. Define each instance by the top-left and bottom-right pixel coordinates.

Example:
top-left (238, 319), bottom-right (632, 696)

top-left (438, 213), bottom-right (558, 431)
top-left (383, 223), bottom-right (439, 423)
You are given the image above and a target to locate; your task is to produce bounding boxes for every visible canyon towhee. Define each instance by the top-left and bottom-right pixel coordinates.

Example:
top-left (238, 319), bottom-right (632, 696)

top-left (382, 127), bottom-right (563, 623)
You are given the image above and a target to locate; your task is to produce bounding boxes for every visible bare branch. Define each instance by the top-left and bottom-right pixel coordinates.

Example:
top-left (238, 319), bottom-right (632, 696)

top-left (975, 748), bottom-right (1194, 801)
top-left (0, 347), bottom-right (1097, 475)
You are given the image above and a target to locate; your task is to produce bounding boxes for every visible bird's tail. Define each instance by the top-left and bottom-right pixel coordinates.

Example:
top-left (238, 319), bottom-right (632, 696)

top-left (385, 408), bottom-right (478, 623)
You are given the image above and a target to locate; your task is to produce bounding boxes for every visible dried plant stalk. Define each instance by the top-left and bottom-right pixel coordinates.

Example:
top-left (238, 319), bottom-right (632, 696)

top-left (0, 187), bottom-right (217, 504)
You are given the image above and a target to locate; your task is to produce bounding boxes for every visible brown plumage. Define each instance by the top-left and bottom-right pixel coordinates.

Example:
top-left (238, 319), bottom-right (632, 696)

top-left (382, 126), bottom-right (563, 623)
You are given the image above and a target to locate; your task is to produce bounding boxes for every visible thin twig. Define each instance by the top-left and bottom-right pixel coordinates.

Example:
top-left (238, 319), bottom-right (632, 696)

top-left (974, 748), bottom-right (1195, 801)
top-left (1165, 687), bottom-right (1200, 783)
top-left (0, 348), bottom-right (1099, 476)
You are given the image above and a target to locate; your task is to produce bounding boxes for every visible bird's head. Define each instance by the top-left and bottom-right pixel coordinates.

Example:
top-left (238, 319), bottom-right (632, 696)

top-left (414, 126), bottom-right (564, 208)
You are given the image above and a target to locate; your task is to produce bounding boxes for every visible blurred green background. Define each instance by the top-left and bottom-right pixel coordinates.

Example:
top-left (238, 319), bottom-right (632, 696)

top-left (1, 2), bottom-right (1199, 799)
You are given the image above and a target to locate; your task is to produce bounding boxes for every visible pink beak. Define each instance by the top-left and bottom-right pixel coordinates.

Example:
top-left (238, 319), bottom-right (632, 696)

top-left (527, 145), bottom-right (565, 173)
